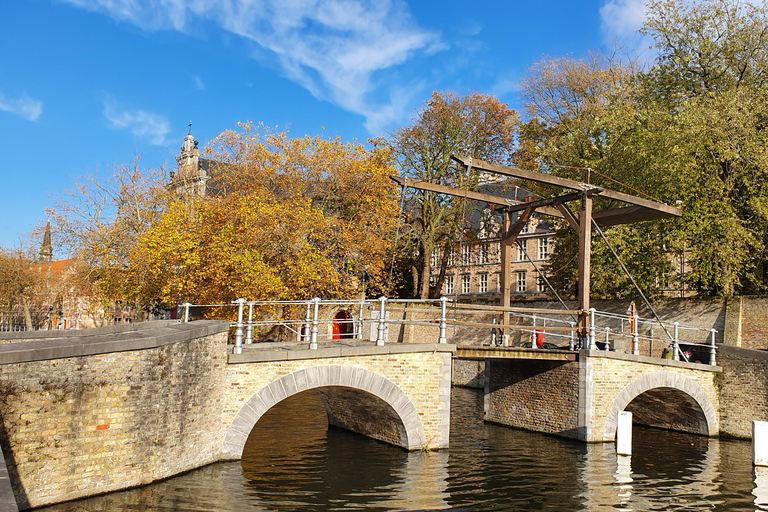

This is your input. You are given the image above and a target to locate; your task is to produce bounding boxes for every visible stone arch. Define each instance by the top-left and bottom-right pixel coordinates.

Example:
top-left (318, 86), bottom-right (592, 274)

top-left (602, 371), bottom-right (719, 441)
top-left (221, 365), bottom-right (426, 458)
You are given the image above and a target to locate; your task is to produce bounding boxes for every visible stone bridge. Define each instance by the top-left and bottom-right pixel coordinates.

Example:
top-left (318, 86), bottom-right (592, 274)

top-left (456, 347), bottom-right (720, 442)
top-left (0, 321), bottom-right (453, 510)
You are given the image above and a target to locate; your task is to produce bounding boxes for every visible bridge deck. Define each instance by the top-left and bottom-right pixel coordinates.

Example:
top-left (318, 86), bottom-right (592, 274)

top-left (229, 340), bottom-right (456, 363)
top-left (456, 345), bottom-right (577, 361)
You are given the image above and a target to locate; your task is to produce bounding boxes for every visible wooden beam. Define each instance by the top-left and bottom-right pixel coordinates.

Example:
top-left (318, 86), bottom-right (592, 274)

top-left (390, 175), bottom-right (565, 219)
top-left (577, 193), bottom-right (593, 336)
top-left (504, 189), bottom-right (600, 214)
top-left (452, 155), bottom-right (681, 219)
top-left (592, 205), bottom-right (675, 227)
top-left (555, 202), bottom-right (580, 231)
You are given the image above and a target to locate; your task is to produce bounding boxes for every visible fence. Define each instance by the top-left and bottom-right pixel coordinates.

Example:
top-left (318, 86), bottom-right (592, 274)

top-left (177, 297), bottom-right (717, 365)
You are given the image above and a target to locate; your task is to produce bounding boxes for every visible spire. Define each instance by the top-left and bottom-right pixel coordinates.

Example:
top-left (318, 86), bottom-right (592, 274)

top-left (39, 221), bottom-right (52, 263)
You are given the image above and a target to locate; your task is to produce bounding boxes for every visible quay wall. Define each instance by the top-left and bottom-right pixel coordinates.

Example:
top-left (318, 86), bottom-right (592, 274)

top-left (716, 344), bottom-right (768, 439)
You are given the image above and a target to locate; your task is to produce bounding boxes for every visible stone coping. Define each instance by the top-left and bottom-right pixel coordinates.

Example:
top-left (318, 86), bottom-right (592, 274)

top-left (0, 319), bottom-right (181, 341)
top-left (0, 320), bottom-right (230, 365)
top-left (580, 349), bottom-right (722, 372)
top-left (228, 342), bottom-right (456, 363)
top-left (718, 343), bottom-right (768, 361)
top-left (455, 346), bottom-right (577, 361)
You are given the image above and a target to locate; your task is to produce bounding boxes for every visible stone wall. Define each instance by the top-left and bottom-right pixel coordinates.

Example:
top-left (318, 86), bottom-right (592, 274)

top-left (717, 344), bottom-right (768, 438)
top-left (0, 323), bottom-right (230, 509)
top-left (484, 359), bottom-right (581, 438)
top-left (452, 359), bottom-right (485, 388)
top-left (723, 296), bottom-right (768, 350)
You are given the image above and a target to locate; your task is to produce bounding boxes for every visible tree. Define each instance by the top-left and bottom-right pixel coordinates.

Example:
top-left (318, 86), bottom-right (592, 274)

top-left (130, 124), bottom-right (399, 309)
top-left (388, 91), bottom-right (518, 298)
top-left (0, 248), bottom-right (45, 330)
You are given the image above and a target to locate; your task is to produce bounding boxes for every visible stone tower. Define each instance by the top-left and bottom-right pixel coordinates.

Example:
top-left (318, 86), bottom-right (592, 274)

top-left (168, 123), bottom-right (208, 198)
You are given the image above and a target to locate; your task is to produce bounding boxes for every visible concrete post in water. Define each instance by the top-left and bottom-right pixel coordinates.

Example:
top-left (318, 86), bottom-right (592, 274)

top-left (588, 308), bottom-right (597, 350)
top-left (439, 296), bottom-right (448, 344)
top-left (632, 314), bottom-right (640, 355)
top-left (376, 296), bottom-right (387, 346)
top-left (310, 297), bottom-right (320, 350)
top-left (569, 322), bottom-right (576, 350)
top-left (616, 411), bottom-right (633, 455)
top-left (233, 298), bottom-right (246, 355)
top-left (244, 302), bottom-right (254, 344)
top-left (754, 421), bottom-right (768, 466)
top-left (710, 328), bottom-right (717, 366)
top-left (183, 302), bottom-right (191, 323)
top-left (672, 322), bottom-right (680, 361)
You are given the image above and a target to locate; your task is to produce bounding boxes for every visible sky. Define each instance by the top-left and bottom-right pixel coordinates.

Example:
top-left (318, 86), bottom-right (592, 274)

top-left (0, 0), bottom-right (650, 250)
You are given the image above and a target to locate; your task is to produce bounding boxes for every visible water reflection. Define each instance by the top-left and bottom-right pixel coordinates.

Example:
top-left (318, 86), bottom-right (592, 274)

top-left (36, 387), bottom-right (757, 512)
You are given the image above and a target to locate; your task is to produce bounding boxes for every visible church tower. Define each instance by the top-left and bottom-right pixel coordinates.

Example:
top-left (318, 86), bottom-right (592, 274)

top-left (168, 123), bottom-right (209, 198)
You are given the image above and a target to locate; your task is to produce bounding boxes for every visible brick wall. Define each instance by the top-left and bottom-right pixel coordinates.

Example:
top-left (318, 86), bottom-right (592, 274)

top-left (717, 344), bottom-right (768, 438)
top-left (452, 359), bottom-right (485, 388)
top-left (0, 331), bottom-right (229, 509)
top-left (484, 359), bottom-right (580, 438)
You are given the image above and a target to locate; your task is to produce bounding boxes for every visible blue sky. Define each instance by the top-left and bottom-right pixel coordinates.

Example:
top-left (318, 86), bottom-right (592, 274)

top-left (0, 0), bottom-right (648, 250)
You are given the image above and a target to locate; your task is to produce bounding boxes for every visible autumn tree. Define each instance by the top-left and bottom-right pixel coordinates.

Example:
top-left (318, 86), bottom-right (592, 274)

top-left (0, 248), bottom-right (42, 329)
top-left (130, 124), bottom-right (399, 308)
top-left (388, 91), bottom-right (518, 298)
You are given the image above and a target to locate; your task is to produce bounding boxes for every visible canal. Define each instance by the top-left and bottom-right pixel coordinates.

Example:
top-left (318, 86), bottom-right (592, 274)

top-left (38, 387), bottom-right (761, 511)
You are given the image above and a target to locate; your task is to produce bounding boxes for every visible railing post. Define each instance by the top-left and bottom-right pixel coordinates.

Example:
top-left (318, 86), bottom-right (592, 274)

top-left (310, 297), bottom-right (320, 350)
top-left (588, 308), bottom-right (597, 350)
top-left (604, 326), bottom-right (611, 351)
top-left (531, 315), bottom-right (537, 349)
top-left (672, 321), bottom-right (680, 361)
top-left (357, 299), bottom-right (365, 340)
top-left (244, 302), bottom-right (254, 344)
top-left (376, 296), bottom-right (387, 346)
top-left (304, 300), bottom-right (312, 343)
top-left (569, 321), bottom-right (576, 351)
top-left (233, 298), bottom-right (246, 355)
top-left (710, 328), bottom-right (717, 366)
top-left (439, 296), bottom-right (448, 344)
top-left (632, 314), bottom-right (640, 355)
top-left (183, 302), bottom-right (191, 323)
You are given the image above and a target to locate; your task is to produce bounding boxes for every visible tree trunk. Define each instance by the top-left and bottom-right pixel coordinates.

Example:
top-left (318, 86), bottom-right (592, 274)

top-left (22, 297), bottom-right (33, 331)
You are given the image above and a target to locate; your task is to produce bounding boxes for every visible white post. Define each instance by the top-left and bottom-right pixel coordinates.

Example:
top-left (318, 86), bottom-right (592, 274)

top-left (438, 296), bottom-right (448, 344)
top-left (376, 296), bottom-right (387, 346)
top-left (616, 411), bottom-right (633, 456)
top-left (672, 322), bottom-right (680, 361)
top-left (183, 302), bottom-right (191, 323)
top-left (244, 302), bottom-right (254, 344)
top-left (589, 308), bottom-right (597, 350)
top-left (304, 300), bottom-right (312, 343)
top-left (310, 297), bottom-right (320, 350)
top-left (632, 314), bottom-right (639, 356)
top-left (604, 326), bottom-right (611, 351)
top-left (755, 421), bottom-right (768, 466)
top-left (531, 315), bottom-right (537, 349)
top-left (232, 298), bottom-right (246, 355)
top-left (357, 299), bottom-right (365, 340)
top-left (569, 322), bottom-right (576, 351)
top-left (710, 328), bottom-right (717, 366)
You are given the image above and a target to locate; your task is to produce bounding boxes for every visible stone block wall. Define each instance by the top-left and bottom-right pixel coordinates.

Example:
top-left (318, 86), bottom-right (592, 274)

top-left (452, 359), bottom-right (485, 388)
top-left (0, 329), bottom-right (229, 509)
top-left (484, 359), bottom-right (580, 438)
top-left (726, 296), bottom-right (768, 349)
top-left (717, 344), bottom-right (768, 438)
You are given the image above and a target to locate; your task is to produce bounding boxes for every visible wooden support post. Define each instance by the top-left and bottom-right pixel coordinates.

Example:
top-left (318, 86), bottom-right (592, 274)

top-left (577, 192), bottom-right (593, 338)
top-left (500, 206), bottom-right (534, 343)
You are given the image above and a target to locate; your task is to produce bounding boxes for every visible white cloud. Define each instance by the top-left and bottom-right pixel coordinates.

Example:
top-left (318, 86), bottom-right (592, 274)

top-left (192, 74), bottom-right (205, 91)
top-left (0, 92), bottom-right (43, 121)
top-left (601, 0), bottom-right (646, 37)
top-left (60, 0), bottom-right (443, 134)
top-left (103, 99), bottom-right (170, 145)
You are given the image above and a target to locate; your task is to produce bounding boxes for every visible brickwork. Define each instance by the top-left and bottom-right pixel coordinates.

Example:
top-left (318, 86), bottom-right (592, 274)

top-left (717, 344), bottom-right (768, 438)
top-left (735, 296), bottom-right (768, 349)
top-left (484, 359), bottom-right (581, 438)
top-left (0, 332), bottom-right (229, 509)
top-left (451, 359), bottom-right (486, 388)
top-left (220, 351), bottom-right (453, 455)
top-left (584, 354), bottom-right (719, 442)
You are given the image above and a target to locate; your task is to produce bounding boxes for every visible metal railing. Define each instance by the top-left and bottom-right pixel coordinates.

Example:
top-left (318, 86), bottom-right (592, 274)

top-left (177, 297), bottom-right (718, 364)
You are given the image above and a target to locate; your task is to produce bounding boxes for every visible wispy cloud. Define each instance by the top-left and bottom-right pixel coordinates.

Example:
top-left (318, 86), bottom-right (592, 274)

top-left (192, 74), bottom-right (205, 91)
top-left (0, 92), bottom-right (43, 121)
top-left (600, 0), bottom-right (646, 38)
top-left (60, 0), bottom-right (443, 134)
top-left (102, 99), bottom-right (170, 145)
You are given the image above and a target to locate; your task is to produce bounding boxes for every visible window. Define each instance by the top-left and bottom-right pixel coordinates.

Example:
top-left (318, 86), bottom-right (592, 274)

top-left (445, 275), bottom-right (454, 295)
top-left (479, 274), bottom-right (488, 293)
top-left (496, 242), bottom-right (501, 262)
top-left (462, 245), bottom-right (472, 265)
top-left (461, 274), bottom-right (471, 294)
top-left (520, 221), bottom-right (529, 234)
top-left (516, 272), bottom-right (527, 293)
top-left (448, 249), bottom-right (457, 267)
top-left (537, 238), bottom-right (550, 260)
top-left (536, 275), bottom-right (547, 293)
top-left (430, 249), bottom-right (440, 268)
top-left (516, 242), bottom-right (526, 261)
top-left (480, 243), bottom-right (490, 264)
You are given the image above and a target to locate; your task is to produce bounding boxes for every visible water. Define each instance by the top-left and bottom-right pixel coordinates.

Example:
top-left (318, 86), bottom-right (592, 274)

top-left (38, 387), bottom-right (760, 511)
